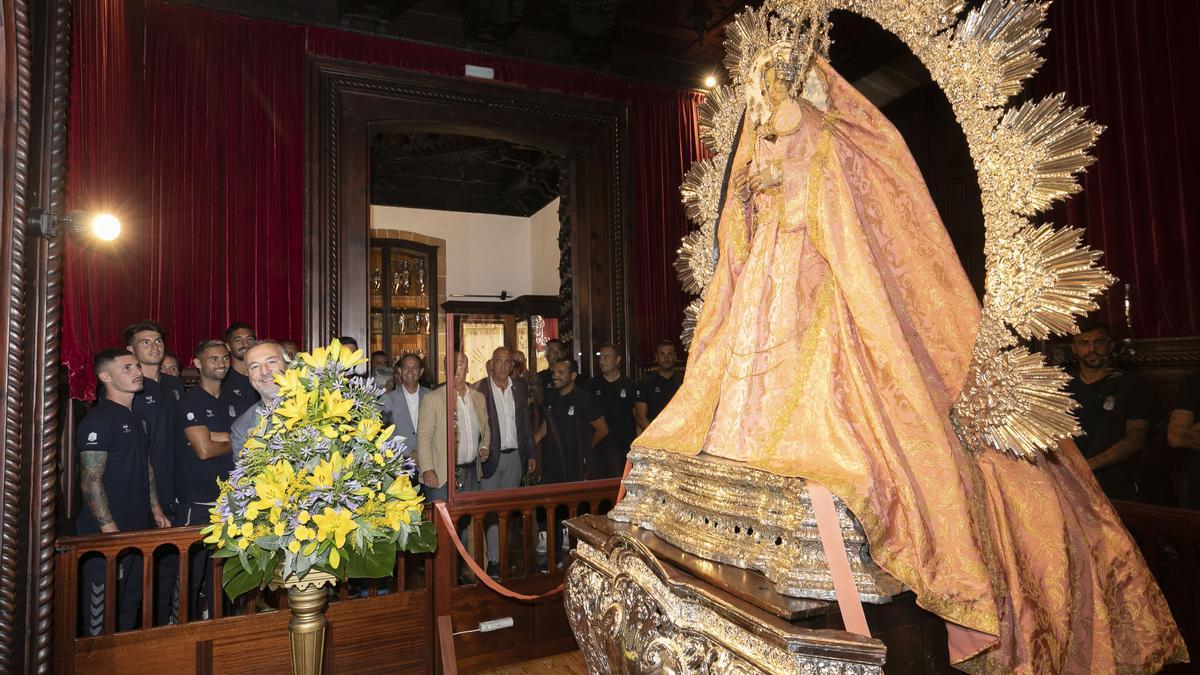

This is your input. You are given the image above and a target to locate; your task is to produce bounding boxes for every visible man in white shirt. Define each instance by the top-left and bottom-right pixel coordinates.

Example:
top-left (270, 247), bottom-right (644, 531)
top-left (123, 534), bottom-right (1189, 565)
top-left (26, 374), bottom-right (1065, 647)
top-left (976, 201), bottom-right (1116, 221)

top-left (381, 354), bottom-right (429, 455)
top-left (476, 346), bottom-right (536, 577)
top-left (416, 352), bottom-right (490, 501)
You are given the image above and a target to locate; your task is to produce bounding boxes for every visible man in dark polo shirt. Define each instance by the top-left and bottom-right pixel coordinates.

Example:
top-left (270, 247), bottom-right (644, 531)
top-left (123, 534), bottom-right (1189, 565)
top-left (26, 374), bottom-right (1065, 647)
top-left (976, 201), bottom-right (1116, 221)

top-left (123, 319), bottom-right (186, 625)
top-left (1167, 369), bottom-right (1200, 510)
top-left (588, 343), bottom-right (636, 478)
top-left (536, 338), bottom-right (567, 397)
top-left (635, 339), bottom-right (683, 432)
top-left (175, 339), bottom-right (236, 619)
top-left (77, 349), bottom-right (171, 635)
top-left (543, 359), bottom-right (608, 483)
top-left (1066, 320), bottom-right (1152, 502)
top-left (124, 320), bottom-right (185, 514)
top-left (222, 322), bottom-right (259, 417)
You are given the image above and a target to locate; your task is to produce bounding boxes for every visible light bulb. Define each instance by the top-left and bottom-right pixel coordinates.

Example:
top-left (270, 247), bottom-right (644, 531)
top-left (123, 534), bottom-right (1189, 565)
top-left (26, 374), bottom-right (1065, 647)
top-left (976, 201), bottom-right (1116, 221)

top-left (90, 213), bottom-right (120, 241)
top-left (704, 75), bottom-right (717, 88)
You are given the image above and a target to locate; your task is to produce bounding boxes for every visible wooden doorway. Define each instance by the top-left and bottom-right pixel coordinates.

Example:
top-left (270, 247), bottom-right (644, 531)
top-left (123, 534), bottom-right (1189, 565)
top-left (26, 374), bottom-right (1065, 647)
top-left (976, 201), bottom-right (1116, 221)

top-left (305, 57), bottom-right (632, 375)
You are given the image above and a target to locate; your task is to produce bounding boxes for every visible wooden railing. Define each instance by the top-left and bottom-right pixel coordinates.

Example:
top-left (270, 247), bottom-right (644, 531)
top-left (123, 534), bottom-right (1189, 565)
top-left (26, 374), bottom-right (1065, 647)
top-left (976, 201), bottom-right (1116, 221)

top-left (51, 479), bottom-right (620, 674)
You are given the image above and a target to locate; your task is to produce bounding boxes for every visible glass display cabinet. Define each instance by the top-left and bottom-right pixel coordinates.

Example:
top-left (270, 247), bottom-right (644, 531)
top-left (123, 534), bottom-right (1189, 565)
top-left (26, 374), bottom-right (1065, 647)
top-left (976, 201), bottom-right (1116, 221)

top-left (369, 238), bottom-right (438, 381)
top-left (442, 295), bottom-right (559, 383)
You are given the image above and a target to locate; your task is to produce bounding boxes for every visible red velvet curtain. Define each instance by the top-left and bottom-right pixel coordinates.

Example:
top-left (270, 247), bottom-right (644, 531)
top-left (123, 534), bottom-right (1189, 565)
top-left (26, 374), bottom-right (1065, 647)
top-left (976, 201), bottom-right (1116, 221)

top-left (1036, 0), bottom-right (1200, 339)
top-left (65, 2), bottom-right (306, 399)
top-left (63, 1), bottom-right (706, 396)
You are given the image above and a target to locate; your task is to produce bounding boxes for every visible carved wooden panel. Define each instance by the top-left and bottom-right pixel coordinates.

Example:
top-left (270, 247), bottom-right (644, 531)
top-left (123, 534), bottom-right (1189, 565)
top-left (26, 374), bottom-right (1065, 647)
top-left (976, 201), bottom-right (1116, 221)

top-left (305, 57), bottom-right (632, 377)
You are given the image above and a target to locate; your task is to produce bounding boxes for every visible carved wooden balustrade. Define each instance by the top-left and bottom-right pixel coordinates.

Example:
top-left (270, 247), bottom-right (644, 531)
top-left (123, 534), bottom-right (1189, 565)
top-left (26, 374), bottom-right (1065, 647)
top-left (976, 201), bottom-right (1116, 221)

top-left (50, 479), bottom-right (619, 674)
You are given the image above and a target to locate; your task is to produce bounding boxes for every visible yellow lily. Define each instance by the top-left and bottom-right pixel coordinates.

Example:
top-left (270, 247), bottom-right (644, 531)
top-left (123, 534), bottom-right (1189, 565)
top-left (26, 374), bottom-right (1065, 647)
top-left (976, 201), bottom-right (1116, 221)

top-left (299, 343), bottom-right (331, 370)
top-left (321, 390), bottom-right (354, 422)
top-left (374, 425), bottom-right (396, 449)
top-left (386, 475), bottom-right (421, 501)
top-left (307, 451), bottom-right (351, 489)
top-left (349, 418), bottom-right (383, 443)
top-left (249, 461), bottom-right (295, 512)
top-left (273, 367), bottom-right (308, 398)
top-left (312, 507), bottom-right (358, 548)
top-left (275, 389), bottom-right (312, 429)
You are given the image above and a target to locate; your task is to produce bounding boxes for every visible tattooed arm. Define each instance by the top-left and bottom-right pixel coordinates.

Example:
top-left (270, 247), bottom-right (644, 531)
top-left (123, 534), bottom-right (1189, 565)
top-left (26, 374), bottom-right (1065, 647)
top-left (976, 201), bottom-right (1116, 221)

top-left (147, 465), bottom-right (171, 528)
top-left (80, 451), bottom-right (118, 533)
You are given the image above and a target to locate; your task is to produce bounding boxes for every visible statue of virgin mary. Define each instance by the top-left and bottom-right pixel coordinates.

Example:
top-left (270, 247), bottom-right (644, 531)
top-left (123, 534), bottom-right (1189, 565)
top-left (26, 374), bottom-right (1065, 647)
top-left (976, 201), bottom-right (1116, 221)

top-left (634, 35), bottom-right (1187, 674)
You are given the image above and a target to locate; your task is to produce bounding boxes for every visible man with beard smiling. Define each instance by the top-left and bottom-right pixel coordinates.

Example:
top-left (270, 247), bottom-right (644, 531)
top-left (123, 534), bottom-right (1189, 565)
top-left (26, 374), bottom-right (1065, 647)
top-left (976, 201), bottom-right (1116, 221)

top-left (1066, 319), bottom-right (1153, 501)
top-left (231, 341), bottom-right (289, 458)
top-left (222, 322), bottom-right (260, 417)
top-left (175, 340), bottom-right (237, 619)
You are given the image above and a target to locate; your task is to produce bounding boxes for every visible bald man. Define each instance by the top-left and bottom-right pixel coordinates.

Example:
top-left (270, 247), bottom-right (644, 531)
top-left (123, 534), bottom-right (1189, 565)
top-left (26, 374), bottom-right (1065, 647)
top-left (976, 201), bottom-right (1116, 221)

top-left (231, 340), bottom-right (288, 458)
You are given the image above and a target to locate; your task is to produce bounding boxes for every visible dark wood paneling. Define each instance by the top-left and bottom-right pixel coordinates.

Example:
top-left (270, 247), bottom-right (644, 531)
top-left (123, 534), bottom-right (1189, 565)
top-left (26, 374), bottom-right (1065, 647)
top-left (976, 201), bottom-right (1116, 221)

top-left (306, 56), bottom-right (632, 378)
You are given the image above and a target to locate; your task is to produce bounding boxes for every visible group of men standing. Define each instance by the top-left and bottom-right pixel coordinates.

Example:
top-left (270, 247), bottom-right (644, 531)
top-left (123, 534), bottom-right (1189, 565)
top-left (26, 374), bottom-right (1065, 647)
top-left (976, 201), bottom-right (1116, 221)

top-left (386, 337), bottom-right (682, 577)
top-left (74, 320), bottom-right (295, 633)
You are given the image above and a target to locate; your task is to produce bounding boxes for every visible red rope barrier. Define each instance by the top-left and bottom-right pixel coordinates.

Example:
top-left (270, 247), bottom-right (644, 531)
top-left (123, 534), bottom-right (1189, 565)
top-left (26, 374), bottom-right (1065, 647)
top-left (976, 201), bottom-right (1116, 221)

top-left (434, 502), bottom-right (563, 601)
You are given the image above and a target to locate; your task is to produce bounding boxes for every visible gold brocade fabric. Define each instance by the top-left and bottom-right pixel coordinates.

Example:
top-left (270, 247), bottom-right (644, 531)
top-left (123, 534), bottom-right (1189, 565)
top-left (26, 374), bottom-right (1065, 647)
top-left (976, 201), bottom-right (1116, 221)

top-left (635, 58), bottom-right (1187, 674)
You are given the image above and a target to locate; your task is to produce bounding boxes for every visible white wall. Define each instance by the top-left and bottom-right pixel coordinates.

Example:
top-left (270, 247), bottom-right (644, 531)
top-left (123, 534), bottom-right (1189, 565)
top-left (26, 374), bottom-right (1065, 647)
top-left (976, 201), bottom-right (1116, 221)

top-left (371, 204), bottom-right (559, 299)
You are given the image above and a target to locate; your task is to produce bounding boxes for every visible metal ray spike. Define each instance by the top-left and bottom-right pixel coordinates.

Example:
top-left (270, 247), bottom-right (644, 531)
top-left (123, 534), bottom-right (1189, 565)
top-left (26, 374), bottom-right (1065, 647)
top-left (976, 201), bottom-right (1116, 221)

top-left (680, 297), bottom-right (705, 350)
top-left (675, 229), bottom-right (717, 296)
top-left (952, 342), bottom-right (1079, 460)
top-left (723, 9), bottom-right (765, 89)
top-left (953, 0), bottom-right (1049, 96)
top-left (698, 85), bottom-right (745, 157)
top-left (998, 94), bottom-right (1104, 214)
top-left (988, 222), bottom-right (1113, 340)
top-left (679, 157), bottom-right (727, 228)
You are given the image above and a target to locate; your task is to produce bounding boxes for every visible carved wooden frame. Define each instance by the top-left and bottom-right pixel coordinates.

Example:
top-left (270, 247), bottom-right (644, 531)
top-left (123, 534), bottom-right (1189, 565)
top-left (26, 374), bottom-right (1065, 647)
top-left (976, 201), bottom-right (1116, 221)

top-left (305, 57), bottom-right (633, 373)
top-left (1, 0), bottom-right (72, 670)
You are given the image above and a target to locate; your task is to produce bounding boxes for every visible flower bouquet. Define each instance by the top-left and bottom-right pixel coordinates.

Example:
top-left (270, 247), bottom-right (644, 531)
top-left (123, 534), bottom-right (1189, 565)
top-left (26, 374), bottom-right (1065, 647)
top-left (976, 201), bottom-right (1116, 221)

top-left (202, 340), bottom-right (435, 599)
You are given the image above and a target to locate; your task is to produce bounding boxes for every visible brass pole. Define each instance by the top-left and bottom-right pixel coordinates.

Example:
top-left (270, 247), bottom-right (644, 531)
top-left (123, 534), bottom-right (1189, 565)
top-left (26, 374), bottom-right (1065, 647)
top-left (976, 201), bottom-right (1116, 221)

top-left (286, 583), bottom-right (329, 675)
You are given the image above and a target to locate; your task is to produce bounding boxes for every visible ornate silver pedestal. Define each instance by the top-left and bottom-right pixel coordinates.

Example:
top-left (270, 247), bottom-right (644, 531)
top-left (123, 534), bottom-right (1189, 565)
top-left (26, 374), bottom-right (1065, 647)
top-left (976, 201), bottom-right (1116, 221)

top-left (609, 449), bottom-right (903, 603)
top-left (564, 516), bottom-right (885, 675)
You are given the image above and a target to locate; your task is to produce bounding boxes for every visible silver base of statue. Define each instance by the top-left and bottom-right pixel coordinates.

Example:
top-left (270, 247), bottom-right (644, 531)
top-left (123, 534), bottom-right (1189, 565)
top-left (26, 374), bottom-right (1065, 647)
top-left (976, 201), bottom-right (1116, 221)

top-left (608, 448), bottom-right (903, 604)
top-left (564, 521), bottom-right (886, 675)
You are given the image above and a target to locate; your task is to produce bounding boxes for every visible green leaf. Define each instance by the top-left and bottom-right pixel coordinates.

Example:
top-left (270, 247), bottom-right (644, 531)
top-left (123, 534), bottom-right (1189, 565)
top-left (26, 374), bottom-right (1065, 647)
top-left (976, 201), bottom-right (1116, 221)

top-left (212, 547), bottom-right (241, 559)
top-left (221, 560), bottom-right (265, 601)
top-left (344, 541), bottom-right (397, 578)
top-left (406, 521), bottom-right (437, 554)
top-left (255, 535), bottom-right (283, 551)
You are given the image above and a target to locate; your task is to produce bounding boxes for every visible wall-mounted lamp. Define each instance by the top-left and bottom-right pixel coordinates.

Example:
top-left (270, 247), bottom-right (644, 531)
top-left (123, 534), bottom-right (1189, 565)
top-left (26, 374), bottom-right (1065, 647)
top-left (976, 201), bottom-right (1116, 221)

top-left (704, 75), bottom-right (718, 88)
top-left (28, 208), bottom-right (121, 241)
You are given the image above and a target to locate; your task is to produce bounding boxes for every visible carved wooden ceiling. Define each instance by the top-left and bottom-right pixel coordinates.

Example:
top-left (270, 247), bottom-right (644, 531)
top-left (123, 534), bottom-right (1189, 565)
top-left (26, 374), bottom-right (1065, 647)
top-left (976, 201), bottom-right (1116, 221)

top-left (370, 131), bottom-right (563, 216)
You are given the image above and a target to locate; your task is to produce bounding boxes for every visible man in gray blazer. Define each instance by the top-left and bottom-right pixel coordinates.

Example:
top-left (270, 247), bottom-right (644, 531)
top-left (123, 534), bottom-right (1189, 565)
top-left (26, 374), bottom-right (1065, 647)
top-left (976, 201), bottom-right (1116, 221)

top-left (231, 340), bottom-right (288, 457)
top-left (381, 354), bottom-right (429, 455)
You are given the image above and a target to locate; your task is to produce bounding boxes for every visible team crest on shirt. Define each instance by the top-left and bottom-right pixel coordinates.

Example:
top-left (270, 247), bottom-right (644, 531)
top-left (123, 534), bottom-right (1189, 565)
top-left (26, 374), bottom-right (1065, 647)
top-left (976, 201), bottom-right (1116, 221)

top-left (205, 409), bottom-right (215, 418)
top-left (620, 389), bottom-right (627, 398)
top-left (567, 405), bottom-right (575, 416)
top-left (228, 405), bottom-right (237, 418)
top-left (87, 432), bottom-right (98, 442)
top-left (121, 424), bottom-right (131, 434)
top-left (144, 395), bottom-right (156, 405)
top-left (654, 386), bottom-right (661, 393)
top-left (186, 412), bottom-right (196, 421)
top-left (1103, 395), bottom-right (1116, 411)
top-left (232, 389), bottom-right (242, 397)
